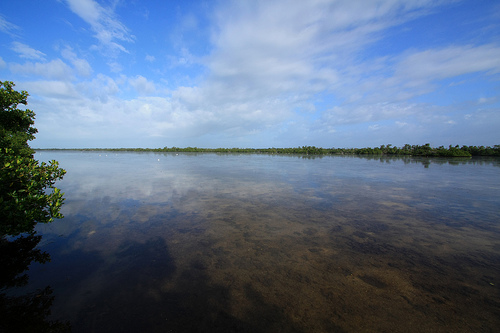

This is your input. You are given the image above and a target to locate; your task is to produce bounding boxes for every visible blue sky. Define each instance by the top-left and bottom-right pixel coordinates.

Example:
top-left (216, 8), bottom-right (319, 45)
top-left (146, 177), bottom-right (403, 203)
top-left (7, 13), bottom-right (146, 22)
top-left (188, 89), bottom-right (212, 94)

top-left (1, 0), bottom-right (499, 148)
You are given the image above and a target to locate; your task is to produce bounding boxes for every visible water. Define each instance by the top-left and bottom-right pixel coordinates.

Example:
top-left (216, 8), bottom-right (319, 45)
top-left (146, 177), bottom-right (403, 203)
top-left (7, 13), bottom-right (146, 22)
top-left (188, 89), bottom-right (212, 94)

top-left (10, 151), bottom-right (500, 332)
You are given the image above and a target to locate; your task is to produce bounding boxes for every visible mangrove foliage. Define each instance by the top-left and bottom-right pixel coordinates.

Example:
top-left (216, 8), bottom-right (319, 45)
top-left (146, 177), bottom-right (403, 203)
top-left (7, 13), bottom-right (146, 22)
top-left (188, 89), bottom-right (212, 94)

top-left (49, 143), bottom-right (500, 157)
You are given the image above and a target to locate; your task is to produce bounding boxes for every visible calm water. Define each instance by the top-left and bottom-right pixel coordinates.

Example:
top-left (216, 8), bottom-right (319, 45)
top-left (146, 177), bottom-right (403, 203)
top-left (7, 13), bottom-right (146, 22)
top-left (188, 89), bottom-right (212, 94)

top-left (13, 152), bottom-right (500, 332)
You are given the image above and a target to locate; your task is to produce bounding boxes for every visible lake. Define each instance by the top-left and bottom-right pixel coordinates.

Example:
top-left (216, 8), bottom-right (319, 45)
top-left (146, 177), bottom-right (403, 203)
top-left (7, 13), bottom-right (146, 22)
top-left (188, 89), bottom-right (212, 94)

top-left (10, 151), bottom-right (500, 332)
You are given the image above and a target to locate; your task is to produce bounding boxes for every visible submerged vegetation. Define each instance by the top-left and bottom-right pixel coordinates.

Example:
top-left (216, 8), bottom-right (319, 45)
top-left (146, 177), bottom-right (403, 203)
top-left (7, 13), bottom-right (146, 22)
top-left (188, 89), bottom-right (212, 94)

top-left (47, 143), bottom-right (500, 157)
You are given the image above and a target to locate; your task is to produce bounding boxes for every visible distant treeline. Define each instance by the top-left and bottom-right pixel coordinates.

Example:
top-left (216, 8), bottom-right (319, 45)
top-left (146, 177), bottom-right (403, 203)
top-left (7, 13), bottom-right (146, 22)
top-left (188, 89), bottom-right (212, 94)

top-left (52, 144), bottom-right (500, 157)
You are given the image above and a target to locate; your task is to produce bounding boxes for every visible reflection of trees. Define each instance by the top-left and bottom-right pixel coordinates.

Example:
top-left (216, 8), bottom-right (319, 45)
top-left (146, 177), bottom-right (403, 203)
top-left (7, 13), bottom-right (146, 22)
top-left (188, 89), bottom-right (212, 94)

top-left (0, 285), bottom-right (68, 333)
top-left (0, 234), bottom-right (48, 289)
top-left (351, 155), bottom-right (500, 168)
top-left (0, 234), bottom-right (70, 332)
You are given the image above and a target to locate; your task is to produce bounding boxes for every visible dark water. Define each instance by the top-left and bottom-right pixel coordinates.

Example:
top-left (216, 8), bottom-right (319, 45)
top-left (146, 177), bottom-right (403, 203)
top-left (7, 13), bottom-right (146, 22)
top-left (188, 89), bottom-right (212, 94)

top-left (11, 152), bottom-right (500, 332)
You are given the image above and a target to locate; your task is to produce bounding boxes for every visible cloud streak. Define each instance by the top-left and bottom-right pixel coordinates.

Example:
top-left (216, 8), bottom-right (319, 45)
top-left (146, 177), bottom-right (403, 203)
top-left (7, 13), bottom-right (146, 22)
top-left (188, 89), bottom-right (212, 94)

top-left (0, 15), bottom-right (20, 37)
top-left (11, 42), bottom-right (46, 60)
top-left (65, 0), bottom-right (133, 55)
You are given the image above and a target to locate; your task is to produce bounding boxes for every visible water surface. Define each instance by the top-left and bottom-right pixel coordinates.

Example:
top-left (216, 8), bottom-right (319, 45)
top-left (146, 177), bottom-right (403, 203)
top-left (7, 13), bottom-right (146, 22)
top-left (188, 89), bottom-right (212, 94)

top-left (21, 152), bottom-right (500, 332)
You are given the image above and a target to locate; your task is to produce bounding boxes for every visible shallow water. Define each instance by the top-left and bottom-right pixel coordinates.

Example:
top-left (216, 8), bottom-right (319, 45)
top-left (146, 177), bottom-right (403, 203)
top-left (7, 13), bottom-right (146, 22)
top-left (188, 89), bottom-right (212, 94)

top-left (13, 152), bottom-right (500, 332)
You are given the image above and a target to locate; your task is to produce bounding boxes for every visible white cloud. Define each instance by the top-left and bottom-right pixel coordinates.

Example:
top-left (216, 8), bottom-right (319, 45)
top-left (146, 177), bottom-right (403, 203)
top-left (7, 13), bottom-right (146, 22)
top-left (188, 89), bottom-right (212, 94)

top-left (477, 97), bottom-right (497, 104)
top-left (107, 61), bottom-right (122, 73)
top-left (78, 74), bottom-right (120, 102)
top-left (198, 0), bottom-right (449, 129)
top-left (112, 0), bottom-right (495, 144)
top-left (145, 55), bottom-right (155, 62)
top-left (35, 93), bottom-right (175, 144)
top-left (307, 42), bottom-right (500, 132)
top-left (21, 80), bottom-right (80, 99)
top-left (128, 75), bottom-right (156, 95)
top-left (395, 44), bottom-right (500, 83)
top-left (180, 12), bottom-right (198, 31)
top-left (320, 102), bottom-right (419, 127)
top-left (10, 59), bottom-right (73, 80)
top-left (61, 46), bottom-right (93, 77)
top-left (0, 15), bottom-right (20, 37)
top-left (65, 0), bottom-right (133, 54)
top-left (11, 42), bottom-right (46, 60)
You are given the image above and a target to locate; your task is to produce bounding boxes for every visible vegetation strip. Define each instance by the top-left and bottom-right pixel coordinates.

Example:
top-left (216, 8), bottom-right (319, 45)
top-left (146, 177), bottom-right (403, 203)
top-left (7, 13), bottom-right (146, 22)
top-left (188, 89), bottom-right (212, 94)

top-left (38, 144), bottom-right (500, 157)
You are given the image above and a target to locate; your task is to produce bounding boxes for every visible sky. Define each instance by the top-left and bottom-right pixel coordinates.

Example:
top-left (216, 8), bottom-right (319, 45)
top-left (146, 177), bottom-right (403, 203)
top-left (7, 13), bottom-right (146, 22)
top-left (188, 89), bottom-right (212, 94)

top-left (1, 0), bottom-right (499, 149)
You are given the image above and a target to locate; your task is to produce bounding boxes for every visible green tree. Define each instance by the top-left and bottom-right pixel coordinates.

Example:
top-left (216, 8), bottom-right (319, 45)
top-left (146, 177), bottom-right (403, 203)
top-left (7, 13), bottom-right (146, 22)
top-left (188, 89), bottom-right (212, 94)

top-left (0, 81), bottom-right (66, 236)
